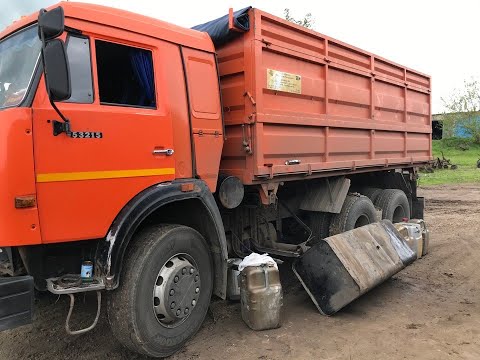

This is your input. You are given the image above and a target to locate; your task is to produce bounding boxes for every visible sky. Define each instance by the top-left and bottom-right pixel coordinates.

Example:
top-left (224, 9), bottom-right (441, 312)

top-left (2, 0), bottom-right (479, 114)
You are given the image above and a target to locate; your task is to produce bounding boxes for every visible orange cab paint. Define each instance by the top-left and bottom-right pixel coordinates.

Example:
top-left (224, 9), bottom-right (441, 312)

top-left (0, 108), bottom-right (41, 246)
top-left (1, 2), bottom-right (221, 244)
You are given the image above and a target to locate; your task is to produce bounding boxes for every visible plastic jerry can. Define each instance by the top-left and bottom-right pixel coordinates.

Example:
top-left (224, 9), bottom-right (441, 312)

top-left (226, 258), bottom-right (242, 301)
top-left (239, 264), bottom-right (283, 330)
top-left (395, 220), bottom-right (430, 259)
top-left (409, 219), bottom-right (430, 256)
top-left (395, 222), bottom-right (423, 258)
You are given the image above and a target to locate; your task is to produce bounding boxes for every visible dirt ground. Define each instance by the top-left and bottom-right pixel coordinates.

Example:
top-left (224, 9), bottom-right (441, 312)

top-left (0, 184), bottom-right (479, 360)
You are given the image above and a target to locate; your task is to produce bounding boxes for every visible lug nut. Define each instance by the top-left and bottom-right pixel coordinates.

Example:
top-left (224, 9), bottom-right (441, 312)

top-left (190, 268), bottom-right (194, 274)
top-left (192, 300), bottom-right (196, 306)
top-left (184, 308), bottom-right (189, 314)
top-left (170, 289), bottom-right (175, 296)
top-left (182, 268), bottom-right (186, 275)
top-left (195, 275), bottom-right (199, 282)
top-left (174, 276), bottom-right (179, 283)
top-left (195, 287), bottom-right (200, 294)
top-left (170, 302), bottom-right (176, 309)
top-left (176, 309), bottom-right (181, 316)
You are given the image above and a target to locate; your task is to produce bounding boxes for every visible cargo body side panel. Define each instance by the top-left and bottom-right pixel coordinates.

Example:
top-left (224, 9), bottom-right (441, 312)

top-left (0, 108), bottom-right (41, 246)
top-left (219, 9), bottom-right (431, 184)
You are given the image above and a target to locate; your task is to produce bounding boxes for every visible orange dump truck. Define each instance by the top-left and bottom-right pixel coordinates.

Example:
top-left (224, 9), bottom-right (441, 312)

top-left (0, 3), bottom-right (431, 357)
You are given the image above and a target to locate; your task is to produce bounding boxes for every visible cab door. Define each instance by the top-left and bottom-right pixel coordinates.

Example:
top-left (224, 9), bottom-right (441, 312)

top-left (32, 32), bottom-right (175, 243)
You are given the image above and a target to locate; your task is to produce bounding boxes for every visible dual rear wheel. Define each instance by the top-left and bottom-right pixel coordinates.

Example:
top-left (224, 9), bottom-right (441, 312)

top-left (309, 188), bottom-right (410, 239)
top-left (374, 189), bottom-right (410, 223)
top-left (329, 193), bottom-right (377, 236)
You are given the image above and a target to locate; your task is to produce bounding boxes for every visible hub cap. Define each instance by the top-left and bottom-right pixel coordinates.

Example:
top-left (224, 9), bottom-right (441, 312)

top-left (153, 254), bottom-right (201, 327)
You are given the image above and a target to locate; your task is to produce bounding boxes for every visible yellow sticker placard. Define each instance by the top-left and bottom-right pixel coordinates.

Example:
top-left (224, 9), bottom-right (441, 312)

top-left (267, 69), bottom-right (302, 94)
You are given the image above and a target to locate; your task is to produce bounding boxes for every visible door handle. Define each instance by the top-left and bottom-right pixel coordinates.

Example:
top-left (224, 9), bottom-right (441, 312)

top-left (153, 149), bottom-right (174, 156)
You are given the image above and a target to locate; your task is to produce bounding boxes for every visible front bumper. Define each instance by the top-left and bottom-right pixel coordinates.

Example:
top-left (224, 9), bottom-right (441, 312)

top-left (0, 275), bottom-right (34, 331)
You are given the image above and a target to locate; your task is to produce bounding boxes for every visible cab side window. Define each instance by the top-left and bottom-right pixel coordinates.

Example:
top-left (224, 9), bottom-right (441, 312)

top-left (65, 35), bottom-right (94, 103)
top-left (95, 40), bottom-right (156, 108)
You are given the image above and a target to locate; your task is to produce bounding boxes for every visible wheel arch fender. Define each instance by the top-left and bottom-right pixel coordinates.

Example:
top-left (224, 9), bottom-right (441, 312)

top-left (96, 179), bottom-right (228, 299)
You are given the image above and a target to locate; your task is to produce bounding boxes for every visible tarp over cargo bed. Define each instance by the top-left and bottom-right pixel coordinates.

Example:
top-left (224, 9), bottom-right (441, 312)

top-left (192, 7), bottom-right (251, 47)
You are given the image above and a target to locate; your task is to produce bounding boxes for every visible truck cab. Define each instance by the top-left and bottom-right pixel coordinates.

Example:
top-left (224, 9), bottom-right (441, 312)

top-left (0, 1), bottom-right (225, 248)
top-left (0, 3), bottom-right (228, 353)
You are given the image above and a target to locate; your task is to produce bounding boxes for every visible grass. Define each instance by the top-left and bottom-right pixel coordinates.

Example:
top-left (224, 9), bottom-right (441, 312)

top-left (418, 138), bottom-right (480, 186)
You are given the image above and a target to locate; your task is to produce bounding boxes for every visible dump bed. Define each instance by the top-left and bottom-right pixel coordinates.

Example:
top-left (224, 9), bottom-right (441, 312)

top-left (216, 8), bottom-right (431, 184)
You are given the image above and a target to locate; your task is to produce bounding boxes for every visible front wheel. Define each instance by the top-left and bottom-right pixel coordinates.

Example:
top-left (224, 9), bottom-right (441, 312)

top-left (108, 225), bottom-right (213, 358)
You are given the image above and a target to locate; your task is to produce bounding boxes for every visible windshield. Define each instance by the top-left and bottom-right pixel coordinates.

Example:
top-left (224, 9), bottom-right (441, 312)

top-left (0, 26), bottom-right (42, 109)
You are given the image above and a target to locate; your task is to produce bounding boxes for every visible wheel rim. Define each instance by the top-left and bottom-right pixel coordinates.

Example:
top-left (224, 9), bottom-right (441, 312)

top-left (354, 214), bottom-right (370, 228)
top-left (392, 206), bottom-right (406, 223)
top-left (152, 254), bottom-right (201, 328)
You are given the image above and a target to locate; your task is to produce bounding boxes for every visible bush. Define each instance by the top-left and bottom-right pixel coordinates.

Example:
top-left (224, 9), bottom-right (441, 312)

top-left (440, 137), bottom-right (473, 150)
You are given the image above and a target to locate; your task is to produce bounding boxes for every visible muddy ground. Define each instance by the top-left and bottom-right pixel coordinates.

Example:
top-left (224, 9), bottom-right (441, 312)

top-left (0, 184), bottom-right (479, 360)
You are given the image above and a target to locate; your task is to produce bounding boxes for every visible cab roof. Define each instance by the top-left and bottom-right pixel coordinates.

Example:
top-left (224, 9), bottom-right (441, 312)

top-left (0, 1), bottom-right (215, 52)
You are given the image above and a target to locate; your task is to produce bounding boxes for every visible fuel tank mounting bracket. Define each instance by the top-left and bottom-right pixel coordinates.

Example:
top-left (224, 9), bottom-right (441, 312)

top-left (259, 183), bottom-right (279, 205)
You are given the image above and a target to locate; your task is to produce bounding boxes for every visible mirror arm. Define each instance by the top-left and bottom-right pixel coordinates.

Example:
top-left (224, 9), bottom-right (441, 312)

top-left (47, 94), bottom-right (70, 125)
top-left (39, 20), bottom-right (71, 136)
top-left (49, 102), bottom-right (71, 136)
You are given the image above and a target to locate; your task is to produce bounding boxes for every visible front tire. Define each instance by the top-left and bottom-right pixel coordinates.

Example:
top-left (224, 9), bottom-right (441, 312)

top-left (108, 225), bottom-right (213, 358)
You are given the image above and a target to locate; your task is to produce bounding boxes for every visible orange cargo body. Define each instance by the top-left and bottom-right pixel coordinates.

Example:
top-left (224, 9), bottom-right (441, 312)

top-left (218, 9), bottom-right (431, 184)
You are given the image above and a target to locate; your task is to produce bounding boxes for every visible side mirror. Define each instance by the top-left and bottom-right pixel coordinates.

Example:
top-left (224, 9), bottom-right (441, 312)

top-left (38, 7), bottom-right (65, 41)
top-left (38, 6), bottom-right (71, 102)
top-left (43, 39), bottom-right (71, 101)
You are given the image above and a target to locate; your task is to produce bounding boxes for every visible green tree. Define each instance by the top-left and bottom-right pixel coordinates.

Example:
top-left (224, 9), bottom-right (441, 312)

top-left (441, 78), bottom-right (480, 144)
top-left (284, 8), bottom-right (314, 29)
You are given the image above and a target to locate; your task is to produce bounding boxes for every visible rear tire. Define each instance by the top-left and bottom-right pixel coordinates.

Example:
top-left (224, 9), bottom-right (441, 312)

top-left (108, 225), bottom-right (213, 358)
top-left (374, 189), bottom-right (410, 223)
top-left (306, 212), bottom-right (332, 243)
top-left (329, 194), bottom-right (377, 236)
top-left (360, 187), bottom-right (383, 203)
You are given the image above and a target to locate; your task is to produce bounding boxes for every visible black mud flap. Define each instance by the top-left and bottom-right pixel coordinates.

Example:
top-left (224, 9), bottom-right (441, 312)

top-left (293, 220), bottom-right (416, 315)
top-left (0, 276), bottom-right (34, 331)
top-left (412, 197), bottom-right (425, 219)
